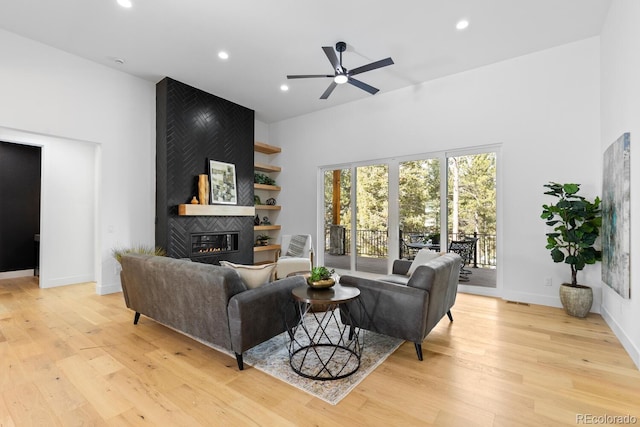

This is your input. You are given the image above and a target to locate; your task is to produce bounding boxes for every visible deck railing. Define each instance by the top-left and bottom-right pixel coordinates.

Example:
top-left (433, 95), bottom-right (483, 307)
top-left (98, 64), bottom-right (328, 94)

top-left (324, 227), bottom-right (496, 267)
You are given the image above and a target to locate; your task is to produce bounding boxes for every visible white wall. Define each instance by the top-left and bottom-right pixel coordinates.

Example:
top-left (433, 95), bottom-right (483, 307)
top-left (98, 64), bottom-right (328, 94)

top-left (0, 29), bottom-right (156, 294)
top-left (270, 37), bottom-right (601, 308)
top-left (599, 0), bottom-right (640, 368)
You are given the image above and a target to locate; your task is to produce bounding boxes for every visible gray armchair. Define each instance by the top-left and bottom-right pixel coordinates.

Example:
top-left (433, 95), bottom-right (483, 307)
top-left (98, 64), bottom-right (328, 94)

top-left (339, 253), bottom-right (462, 360)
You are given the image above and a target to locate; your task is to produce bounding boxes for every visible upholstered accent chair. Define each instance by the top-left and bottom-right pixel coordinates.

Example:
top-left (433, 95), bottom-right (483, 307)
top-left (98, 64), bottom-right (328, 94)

top-left (275, 234), bottom-right (314, 279)
top-left (339, 253), bottom-right (462, 360)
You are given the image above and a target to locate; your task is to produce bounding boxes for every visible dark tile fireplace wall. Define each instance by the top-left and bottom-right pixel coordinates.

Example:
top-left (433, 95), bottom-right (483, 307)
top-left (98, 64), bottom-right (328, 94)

top-left (156, 78), bottom-right (255, 264)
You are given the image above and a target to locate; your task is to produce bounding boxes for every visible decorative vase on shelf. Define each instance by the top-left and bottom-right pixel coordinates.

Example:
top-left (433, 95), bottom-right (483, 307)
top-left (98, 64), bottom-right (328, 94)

top-left (198, 174), bottom-right (209, 205)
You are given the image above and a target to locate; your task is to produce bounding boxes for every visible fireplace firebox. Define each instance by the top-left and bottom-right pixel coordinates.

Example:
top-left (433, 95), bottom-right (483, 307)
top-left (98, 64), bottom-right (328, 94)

top-left (190, 232), bottom-right (239, 257)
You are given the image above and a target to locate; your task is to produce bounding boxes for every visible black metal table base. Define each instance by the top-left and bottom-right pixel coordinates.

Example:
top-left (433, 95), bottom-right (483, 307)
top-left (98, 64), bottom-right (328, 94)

top-left (287, 300), bottom-right (363, 380)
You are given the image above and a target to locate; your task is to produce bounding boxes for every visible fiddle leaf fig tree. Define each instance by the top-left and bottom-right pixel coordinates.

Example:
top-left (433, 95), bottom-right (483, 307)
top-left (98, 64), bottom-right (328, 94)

top-left (541, 182), bottom-right (602, 287)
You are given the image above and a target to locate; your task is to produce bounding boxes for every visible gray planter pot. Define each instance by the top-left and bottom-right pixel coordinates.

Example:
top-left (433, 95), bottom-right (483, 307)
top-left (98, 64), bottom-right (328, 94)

top-left (559, 283), bottom-right (593, 318)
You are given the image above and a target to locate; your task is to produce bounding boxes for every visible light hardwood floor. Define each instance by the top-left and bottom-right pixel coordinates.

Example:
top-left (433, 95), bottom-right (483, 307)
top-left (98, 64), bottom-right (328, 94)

top-left (1, 276), bottom-right (639, 426)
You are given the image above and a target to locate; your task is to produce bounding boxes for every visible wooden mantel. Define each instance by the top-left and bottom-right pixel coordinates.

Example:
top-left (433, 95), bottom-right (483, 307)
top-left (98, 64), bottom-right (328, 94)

top-left (178, 204), bottom-right (255, 216)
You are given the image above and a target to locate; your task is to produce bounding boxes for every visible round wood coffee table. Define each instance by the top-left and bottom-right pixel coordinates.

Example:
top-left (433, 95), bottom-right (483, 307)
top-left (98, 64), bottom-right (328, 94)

top-left (287, 284), bottom-right (363, 380)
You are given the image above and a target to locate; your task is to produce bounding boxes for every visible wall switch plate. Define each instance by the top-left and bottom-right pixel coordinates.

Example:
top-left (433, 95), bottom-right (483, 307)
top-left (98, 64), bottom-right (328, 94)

top-left (544, 277), bottom-right (553, 287)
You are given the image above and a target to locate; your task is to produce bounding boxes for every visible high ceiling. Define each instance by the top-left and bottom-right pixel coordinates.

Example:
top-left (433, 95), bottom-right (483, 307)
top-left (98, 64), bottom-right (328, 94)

top-left (0, 0), bottom-right (611, 123)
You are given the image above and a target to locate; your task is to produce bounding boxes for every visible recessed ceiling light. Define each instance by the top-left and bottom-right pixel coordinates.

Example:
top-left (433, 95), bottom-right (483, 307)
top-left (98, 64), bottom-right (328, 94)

top-left (117, 0), bottom-right (132, 8)
top-left (218, 51), bottom-right (229, 60)
top-left (114, 58), bottom-right (125, 65)
top-left (456, 19), bottom-right (469, 30)
top-left (280, 84), bottom-right (289, 92)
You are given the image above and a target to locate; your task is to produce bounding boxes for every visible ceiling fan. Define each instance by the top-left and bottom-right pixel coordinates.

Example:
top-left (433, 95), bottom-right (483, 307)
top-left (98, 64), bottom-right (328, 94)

top-left (287, 41), bottom-right (394, 99)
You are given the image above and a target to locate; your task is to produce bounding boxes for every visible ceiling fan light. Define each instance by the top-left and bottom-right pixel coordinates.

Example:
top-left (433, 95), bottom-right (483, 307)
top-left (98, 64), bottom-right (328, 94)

top-left (456, 19), bottom-right (469, 30)
top-left (334, 74), bottom-right (348, 84)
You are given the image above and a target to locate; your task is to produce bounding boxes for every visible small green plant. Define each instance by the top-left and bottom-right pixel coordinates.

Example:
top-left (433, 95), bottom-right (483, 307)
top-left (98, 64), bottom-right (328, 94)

top-left (112, 244), bottom-right (166, 264)
top-left (255, 234), bottom-right (272, 246)
top-left (309, 266), bottom-right (335, 282)
top-left (254, 172), bottom-right (276, 186)
top-left (540, 182), bottom-right (602, 286)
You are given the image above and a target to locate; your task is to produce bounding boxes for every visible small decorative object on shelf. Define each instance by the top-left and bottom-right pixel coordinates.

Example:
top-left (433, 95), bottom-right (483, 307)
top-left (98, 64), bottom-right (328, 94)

top-left (254, 214), bottom-right (261, 226)
top-left (254, 195), bottom-right (262, 205)
top-left (255, 234), bottom-right (272, 246)
top-left (260, 216), bottom-right (271, 225)
top-left (254, 172), bottom-right (276, 186)
top-left (190, 196), bottom-right (198, 204)
top-left (266, 197), bottom-right (276, 205)
top-left (198, 174), bottom-right (209, 205)
top-left (307, 266), bottom-right (336, 289)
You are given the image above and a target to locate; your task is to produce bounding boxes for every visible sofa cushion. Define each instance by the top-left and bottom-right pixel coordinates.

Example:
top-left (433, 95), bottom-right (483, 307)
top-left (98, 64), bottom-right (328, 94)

top-left (219, 261), bottom-right (276, 289)
top-left (407, 249), bottom-right (441, 276)
top-left (285, 234), bottom-right (309, 257)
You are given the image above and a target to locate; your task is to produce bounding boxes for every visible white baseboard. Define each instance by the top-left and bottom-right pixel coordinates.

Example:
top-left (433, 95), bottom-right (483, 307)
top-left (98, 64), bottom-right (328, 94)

top-left (97, 282), bottom-right (122, 295)
top-left (600, 305), bottom-right (640, 370)
top-left (39, 275), bottom-right (95, 289)
top-left (0, 269), bottom-right (35, 279)
top-left (457, 284), bottom-right (500, 298)
top-left (499, 289), bottom-right (562, 309)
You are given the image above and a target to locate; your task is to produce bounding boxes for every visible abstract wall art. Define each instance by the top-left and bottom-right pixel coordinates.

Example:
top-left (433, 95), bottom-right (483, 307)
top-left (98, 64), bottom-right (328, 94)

top-left (601, 132), bottom-right (630, 298)
top-left (209, 159), bottom-right (238, 205)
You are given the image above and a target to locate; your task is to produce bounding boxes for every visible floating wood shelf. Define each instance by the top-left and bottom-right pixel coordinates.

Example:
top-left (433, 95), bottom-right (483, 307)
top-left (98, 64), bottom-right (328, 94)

top-left (178, 204), bottom-right (255, 216)
top-left (253, 244), bottom-right (281, 252)
top-left (254, 141), bottom-right (281, 155)
top-left (254, 225), bottom-right (281, 231)
top-left (255, 204), bottom-right (281, 210)
top-left (254, 183), bottom-right (281, 191)
top-left (254, 162), bottom-right (281, 173)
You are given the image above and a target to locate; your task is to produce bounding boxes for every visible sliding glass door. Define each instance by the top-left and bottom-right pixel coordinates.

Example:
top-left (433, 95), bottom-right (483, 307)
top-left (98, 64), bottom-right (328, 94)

top-left (323, 168), bottom-right (351, 272)
top-left (321, 146), bottom-right (498, 289)
top-left (355, 164), bottom-right (388, 274)
top-left (446, 151), bottom-right (497, 287)
top-left (322, 164), bottom-right (389, 274)
top-left (399, 158), bottom-right (441, 259)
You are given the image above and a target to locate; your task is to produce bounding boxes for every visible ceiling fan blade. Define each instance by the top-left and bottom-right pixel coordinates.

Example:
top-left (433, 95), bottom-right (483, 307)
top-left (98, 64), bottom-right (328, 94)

top-left (349, 57), bottom-right (394, 76)
top-left (287, 74), bottom-right (333, 79)
top-left (348, 77), bottom-right (379, 95)
top-left (322, 46), bottom-right (343, 73)
top-left (320, 81), bottom-right (338, 99)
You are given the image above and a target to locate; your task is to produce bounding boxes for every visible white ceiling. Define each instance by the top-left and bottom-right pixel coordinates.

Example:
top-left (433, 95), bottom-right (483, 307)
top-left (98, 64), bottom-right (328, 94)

top-left (0, 0), bottom-right (612, 123)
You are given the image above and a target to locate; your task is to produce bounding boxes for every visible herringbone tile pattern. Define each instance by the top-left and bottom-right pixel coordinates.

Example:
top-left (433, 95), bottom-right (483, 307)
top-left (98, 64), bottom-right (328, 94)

top-left (157, 78), bottom-right (255, 264)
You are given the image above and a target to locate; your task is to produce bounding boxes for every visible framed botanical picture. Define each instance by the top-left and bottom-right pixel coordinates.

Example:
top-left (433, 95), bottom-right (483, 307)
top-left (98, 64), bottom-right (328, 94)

top-left (208, 160), bottom-right (237, 205)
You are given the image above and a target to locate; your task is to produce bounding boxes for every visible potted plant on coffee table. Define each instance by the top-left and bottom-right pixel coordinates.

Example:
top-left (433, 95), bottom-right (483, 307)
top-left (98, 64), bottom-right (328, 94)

top-left (307, 266), bottom-right (336, 289)
top-left (541, 182), bottom-right (602, 318)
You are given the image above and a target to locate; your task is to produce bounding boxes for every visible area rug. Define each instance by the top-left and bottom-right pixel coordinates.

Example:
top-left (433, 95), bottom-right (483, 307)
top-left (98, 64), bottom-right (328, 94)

top-left (240, 315), bottom-right (403, 405)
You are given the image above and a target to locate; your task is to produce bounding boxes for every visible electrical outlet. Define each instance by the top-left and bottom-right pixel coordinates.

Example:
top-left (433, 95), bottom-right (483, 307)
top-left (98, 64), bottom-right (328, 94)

top-left (544, 277), bottom-right (553, 287)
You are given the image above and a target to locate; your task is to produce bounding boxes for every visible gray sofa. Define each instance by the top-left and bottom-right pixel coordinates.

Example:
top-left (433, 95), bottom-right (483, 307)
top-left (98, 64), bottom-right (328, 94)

top-left (339, 252), bottom-right (462, 360)
top-left (119, 254), bottom-right (305, 370)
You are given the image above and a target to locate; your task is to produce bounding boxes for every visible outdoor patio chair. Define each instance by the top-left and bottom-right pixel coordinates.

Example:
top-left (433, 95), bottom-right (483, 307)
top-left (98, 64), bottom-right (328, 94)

top-left (448, 238), bottom-right (477, 281)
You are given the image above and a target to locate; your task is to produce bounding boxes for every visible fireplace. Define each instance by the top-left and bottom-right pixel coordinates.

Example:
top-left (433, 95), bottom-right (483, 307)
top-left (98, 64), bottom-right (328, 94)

top-left (190, 232), bottom-right (239, 257)
top-left (156, 78), bottom-right (255, 264)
